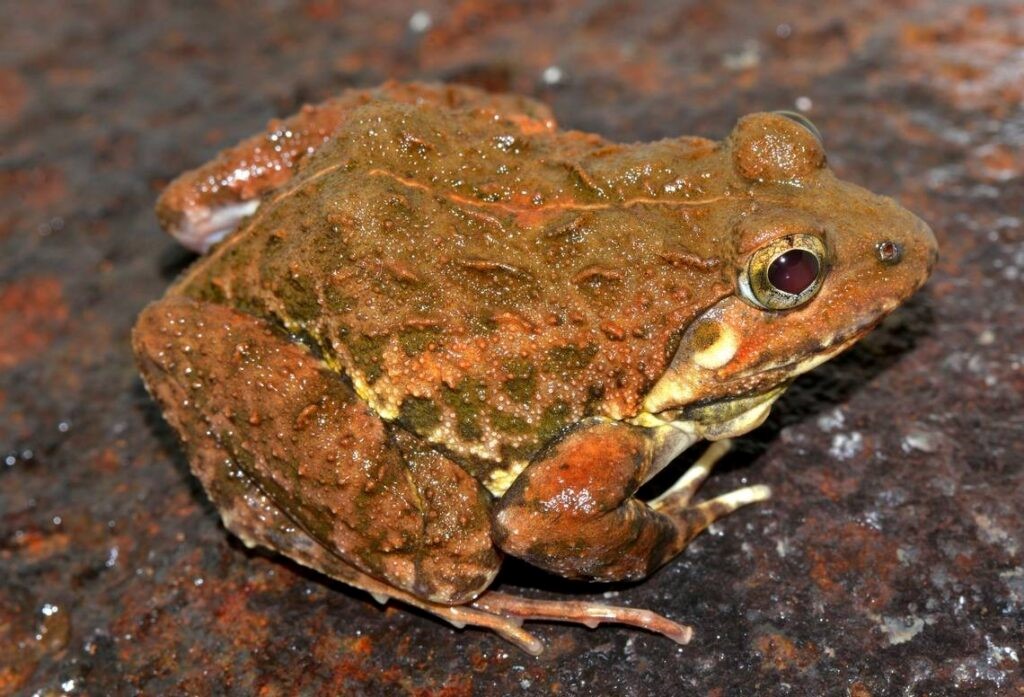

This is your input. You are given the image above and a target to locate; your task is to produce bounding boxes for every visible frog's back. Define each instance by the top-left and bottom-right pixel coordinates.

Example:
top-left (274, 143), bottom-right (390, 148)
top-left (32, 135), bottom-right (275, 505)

top-left (178, 94), bottom-right (736, 487)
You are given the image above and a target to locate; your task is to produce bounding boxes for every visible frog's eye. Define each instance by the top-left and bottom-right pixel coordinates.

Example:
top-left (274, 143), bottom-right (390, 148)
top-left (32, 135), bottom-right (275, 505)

top-left (740, 233), bottom-right (828, 310)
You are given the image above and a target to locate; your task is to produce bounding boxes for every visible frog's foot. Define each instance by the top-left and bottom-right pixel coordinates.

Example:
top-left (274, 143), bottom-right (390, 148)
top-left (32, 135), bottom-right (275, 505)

top-left (274, 549), bottom-right (553, 656)
top-left (649, 439), bottom-right (772, 530)
top-left (293, 566), bottom-right (690, 656)
top-left (389, 587), bottom-right (693, 656)
top-left (470, 591), bottom-right (693, 646)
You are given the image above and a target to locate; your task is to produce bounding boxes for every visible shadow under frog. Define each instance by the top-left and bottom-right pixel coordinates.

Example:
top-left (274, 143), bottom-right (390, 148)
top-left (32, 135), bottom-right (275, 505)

top-left (133, 82), bottom-right (937, 654)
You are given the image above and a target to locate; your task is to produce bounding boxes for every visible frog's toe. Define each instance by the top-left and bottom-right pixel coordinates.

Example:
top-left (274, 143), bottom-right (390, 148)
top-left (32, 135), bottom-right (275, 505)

top-left (646, 438), bottom-right (770, 544)
top-left (652, 480), bottom-right (772, 541)
top-left (471, 592), bottom-right (693, 646)
top-left (650, 438), bottom-right (733, 509)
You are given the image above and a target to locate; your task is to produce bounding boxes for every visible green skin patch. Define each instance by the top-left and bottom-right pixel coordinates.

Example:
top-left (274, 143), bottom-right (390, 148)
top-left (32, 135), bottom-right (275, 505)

top-left (399, 396), bottom-right (442, 435)
top-left (490, 409), bottom-right (532, 435)
top-left (543, 344), bottom-right (598, 374)
top-left (537, 401), bottom-right (572, 443)
top-left (442, 378), bottom-right (489, 442)
top-left (347, 333), bottom-right (389, 384)
top-left (502, 359), bottom-right (537, 404)
top-left (277, 274), bottom-right (322, 324)
top-left (399, 326), bottom-right (443, 356)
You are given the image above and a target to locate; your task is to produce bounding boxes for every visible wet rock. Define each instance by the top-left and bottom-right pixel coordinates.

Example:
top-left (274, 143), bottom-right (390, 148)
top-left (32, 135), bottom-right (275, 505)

top-left (1, 0), bottom-right (1022, 694)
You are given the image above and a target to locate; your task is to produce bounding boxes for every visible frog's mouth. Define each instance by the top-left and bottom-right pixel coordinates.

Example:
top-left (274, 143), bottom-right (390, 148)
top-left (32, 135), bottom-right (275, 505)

top-left (671, 382), bottom-right (790, 424)
top-left (634, 383), bottom-right (789, 441)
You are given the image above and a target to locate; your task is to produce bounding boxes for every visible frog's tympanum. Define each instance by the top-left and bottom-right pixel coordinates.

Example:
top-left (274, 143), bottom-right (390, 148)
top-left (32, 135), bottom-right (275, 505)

top-left (134, 82), bottom-right (936, 654)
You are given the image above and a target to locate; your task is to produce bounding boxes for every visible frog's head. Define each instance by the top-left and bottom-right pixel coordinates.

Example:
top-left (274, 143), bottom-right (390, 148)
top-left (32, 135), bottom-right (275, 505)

top-left (643, 112), bottom-right (938, 438)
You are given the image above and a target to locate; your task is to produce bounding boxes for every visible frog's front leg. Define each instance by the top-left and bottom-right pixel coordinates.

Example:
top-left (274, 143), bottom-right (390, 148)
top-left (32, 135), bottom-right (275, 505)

top-left (493, 420), bottom-right (771, 581)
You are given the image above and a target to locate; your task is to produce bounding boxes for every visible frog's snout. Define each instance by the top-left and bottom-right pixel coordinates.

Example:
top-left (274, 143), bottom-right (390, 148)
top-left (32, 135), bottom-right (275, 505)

top-left (880, 207), bottom-right (938, 294)
top-left (914, 213), bottom-right (939, 275)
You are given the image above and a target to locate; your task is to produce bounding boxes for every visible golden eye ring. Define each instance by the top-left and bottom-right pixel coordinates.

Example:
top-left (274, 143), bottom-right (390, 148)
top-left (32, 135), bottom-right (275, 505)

top-left (740, 233), bottom-right (828, 310)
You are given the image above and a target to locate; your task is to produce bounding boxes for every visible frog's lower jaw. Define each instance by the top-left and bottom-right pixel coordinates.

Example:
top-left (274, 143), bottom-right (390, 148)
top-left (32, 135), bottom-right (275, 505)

top-left (631, 383), bottom-right (786, 442)
top-left (626, 386), bottom-right (785, 488)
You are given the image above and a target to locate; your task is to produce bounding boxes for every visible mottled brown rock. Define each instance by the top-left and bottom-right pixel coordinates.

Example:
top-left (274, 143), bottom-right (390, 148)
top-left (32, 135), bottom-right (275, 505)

top-left (1, 0), bottom-right (1022, 694)
top-left (0, 277), bottom-right (68, 369)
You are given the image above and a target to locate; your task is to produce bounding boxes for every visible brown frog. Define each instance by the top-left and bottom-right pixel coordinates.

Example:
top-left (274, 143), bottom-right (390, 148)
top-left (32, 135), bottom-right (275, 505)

top-left (133, 82), bottom-right (937, 654)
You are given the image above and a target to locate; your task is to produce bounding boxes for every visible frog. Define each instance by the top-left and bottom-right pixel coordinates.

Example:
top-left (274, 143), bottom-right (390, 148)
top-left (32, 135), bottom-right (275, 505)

top-left (133, 81), bottom-right (937, 654)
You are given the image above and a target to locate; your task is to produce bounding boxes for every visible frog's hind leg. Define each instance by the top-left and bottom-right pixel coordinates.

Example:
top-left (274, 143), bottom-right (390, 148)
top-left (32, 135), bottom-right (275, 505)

top-left (471, 592), bottom-right (693, 646)
top-left (168, 416), bottom-right (550, 654)
top-left (132, 295), bottom-right (501, 605)
top-left (155, 82), bottom-right (556, 252)
top-left (133, 295), bottom-right (569, 651)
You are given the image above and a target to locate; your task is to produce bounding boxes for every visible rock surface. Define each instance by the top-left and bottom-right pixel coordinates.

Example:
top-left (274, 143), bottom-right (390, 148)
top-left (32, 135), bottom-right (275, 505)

top-left (1, 1), bottom-right (1022, 694)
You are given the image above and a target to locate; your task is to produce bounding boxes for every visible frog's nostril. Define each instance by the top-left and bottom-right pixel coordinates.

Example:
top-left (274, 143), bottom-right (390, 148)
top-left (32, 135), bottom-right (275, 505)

top-left (876, 240), bottom-right (902, 266)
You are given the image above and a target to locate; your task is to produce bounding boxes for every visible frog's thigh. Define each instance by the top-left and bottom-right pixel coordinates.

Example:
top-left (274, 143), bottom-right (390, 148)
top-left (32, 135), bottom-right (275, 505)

top-left (492, 420), bottom-right (757, 582)
top-left (133, 296), bottom-right (499, 604)
top-left (170, 411), bottom-right (377, 591)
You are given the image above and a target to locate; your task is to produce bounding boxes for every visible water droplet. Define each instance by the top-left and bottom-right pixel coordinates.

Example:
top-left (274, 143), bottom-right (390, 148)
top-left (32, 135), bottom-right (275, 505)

top-left (408, 9), bottom-right (432, 33)
top-left (541, 65), bottom-right (564, 85)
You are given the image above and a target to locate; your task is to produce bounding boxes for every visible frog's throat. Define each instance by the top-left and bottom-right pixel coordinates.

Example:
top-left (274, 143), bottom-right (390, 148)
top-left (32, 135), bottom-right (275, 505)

top-left (629, 384), bottom-right (786, 441)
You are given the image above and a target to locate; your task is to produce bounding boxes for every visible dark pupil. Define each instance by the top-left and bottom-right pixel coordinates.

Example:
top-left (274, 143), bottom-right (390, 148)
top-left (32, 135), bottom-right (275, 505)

top-left (767, 249), bottom-right (819, 295)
